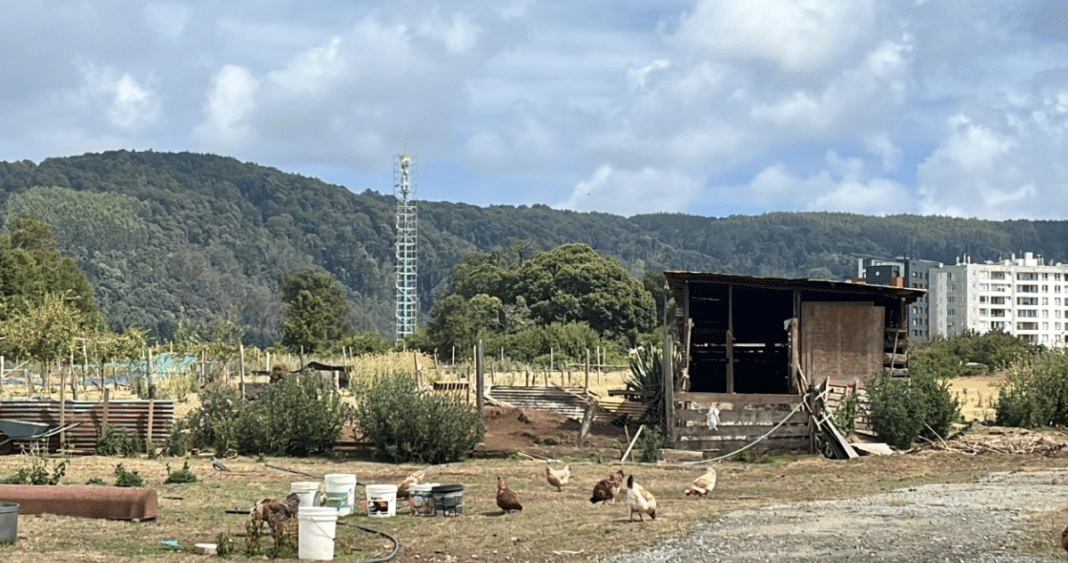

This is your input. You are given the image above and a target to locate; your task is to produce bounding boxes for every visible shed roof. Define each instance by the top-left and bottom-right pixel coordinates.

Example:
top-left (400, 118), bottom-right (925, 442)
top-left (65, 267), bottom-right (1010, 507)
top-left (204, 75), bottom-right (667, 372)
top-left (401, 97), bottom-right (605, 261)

top-left (664, 271), bottom-right (926, 300)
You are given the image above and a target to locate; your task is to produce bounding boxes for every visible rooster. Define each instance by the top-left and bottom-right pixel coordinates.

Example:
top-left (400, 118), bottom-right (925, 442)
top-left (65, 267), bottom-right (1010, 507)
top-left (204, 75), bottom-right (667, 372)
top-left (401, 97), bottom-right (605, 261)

top-left (397, 469), bottom-right (425, 499)
top-left (545, 462), bottom-right (570, 492)
top-left (496, 475), bottom-right (523, 513)
top-left (625, 475), bottom-right (657, 522)
top-left (589, 469), bottom-right (625, 505)
top-left (684, 467), bottom-right (717, 497)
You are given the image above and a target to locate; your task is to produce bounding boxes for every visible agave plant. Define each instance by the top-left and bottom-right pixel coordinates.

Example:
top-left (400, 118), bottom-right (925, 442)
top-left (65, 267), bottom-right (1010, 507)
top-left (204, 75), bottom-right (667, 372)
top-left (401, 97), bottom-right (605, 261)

top-left (625, 345), bottom-right (681, 426)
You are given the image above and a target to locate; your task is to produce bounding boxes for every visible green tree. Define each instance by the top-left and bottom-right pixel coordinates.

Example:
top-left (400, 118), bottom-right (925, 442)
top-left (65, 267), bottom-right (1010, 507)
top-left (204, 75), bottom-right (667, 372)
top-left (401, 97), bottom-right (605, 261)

top-left (281, 270), bottom-right (353, 354)
top-left (514, 244), bottom-right (655, 344)
top-left (0, 292), bottom-right (83, 391)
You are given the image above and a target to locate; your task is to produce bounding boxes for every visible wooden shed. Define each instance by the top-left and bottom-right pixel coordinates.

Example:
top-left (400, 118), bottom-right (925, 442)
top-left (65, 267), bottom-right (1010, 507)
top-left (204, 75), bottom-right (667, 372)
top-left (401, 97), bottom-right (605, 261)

top-left (663, 271), bottom-right (925, 454)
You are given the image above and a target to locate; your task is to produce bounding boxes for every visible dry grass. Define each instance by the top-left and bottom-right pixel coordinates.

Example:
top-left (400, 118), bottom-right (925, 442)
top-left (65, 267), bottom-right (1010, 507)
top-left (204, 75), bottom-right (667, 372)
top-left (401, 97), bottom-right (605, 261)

top-left (0, 448), bottom-right (1061, 562)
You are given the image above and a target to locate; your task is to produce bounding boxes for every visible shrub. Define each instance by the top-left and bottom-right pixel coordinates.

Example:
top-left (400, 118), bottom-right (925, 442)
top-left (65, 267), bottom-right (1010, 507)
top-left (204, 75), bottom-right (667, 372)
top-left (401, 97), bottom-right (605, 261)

top-left (866, 373), bottom-right (928, 449)
top-left (911, 371), bottom-right (961, 440)
top-left (637, 425), bottom-right (664, 463)
top-left (96, 425), bottom-right (144, 457)
top-left (355, 371), bottom-right (485, 464)
top-left (163, 461), bottom-right (197, 484)
top-left (0, 455), bottom-right (67, 485)
top-left (184, 376), bottom-right (352, 457)
top-left (995, 350), bottom-right (1068, 428)
top-left (113, 463), bottom-right (144, 487)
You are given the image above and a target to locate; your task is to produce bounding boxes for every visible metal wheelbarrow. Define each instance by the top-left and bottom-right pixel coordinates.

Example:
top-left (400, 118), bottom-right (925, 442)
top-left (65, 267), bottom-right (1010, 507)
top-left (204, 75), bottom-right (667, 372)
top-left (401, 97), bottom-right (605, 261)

top-left (0, 419), bottom-right (82, 447)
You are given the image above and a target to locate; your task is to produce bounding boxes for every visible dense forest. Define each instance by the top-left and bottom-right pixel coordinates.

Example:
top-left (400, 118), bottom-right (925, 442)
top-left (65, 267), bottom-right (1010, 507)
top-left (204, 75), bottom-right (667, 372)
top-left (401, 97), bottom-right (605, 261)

top-left (0, 150), bottom-right (1063, 347)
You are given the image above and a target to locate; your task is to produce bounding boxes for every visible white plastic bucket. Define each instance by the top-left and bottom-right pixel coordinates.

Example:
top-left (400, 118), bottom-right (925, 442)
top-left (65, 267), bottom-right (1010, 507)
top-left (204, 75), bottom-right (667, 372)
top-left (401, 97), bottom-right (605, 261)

top-left (290, 481), bottom-right (321, 508)
top-left (366, 484), bottom-right (398, 517)
top-left (297, 506), bottom-right (338, 561)
top-left (323, 473), bottom-right (357, 516)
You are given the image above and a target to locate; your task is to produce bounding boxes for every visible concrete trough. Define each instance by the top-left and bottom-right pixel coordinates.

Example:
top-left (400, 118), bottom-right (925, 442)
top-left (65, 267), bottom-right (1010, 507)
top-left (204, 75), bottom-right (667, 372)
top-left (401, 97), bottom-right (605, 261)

top-left (0, 485), bottom-right (158, 521)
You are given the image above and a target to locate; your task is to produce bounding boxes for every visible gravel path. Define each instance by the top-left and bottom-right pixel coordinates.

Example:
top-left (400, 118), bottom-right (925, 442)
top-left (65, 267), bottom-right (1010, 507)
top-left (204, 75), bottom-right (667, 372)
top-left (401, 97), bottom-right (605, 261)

top-left (600, 469), bottom-right (1068, 563)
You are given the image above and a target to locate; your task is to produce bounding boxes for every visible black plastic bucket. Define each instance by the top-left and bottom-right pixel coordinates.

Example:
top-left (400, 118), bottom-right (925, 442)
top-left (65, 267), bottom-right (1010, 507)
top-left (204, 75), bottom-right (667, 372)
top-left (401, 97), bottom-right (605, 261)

top-left (430, 484), bottom-right (463, 517)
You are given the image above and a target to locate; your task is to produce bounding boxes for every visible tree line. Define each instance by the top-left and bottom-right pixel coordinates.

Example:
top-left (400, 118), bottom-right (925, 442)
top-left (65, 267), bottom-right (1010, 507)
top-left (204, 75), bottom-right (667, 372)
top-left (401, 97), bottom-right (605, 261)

top-left (0, 150), bottom-right (1063, 346)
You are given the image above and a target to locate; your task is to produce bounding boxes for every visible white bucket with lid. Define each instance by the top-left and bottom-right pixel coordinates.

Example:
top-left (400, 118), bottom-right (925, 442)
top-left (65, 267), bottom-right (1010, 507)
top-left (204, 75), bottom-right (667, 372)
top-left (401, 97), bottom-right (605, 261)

top-left (366, 484), bottom-right (398, 517)
top-left (409, 483), bottom-right (438, 516)
top-left (323, 473), bottom-right (357, 516)
top-left (290, 481), bottom-right (321, 507)
top-left (297, 506), bottom-right (338, 561)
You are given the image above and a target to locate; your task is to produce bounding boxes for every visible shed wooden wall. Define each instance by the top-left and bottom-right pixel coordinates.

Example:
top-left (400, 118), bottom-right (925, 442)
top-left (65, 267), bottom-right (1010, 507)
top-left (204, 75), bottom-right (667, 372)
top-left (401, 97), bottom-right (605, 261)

top-left (672, 392), bottom-right (810, 453)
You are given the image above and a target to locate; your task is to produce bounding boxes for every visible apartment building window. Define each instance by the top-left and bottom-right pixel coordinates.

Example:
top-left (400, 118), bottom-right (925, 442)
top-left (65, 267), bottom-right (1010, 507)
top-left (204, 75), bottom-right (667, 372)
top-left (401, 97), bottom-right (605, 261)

top-left (992, 284), bottom-right (1009, 293)
top-left (1017, 272), bottom-right (1038, 281)
top-left (991, 321), bottom-right (1005, 330)
top-left (1022, 334), bottom-right (1038, 344)
top-left (947, 296), bottom-right (956, 303)
top-left (979, 308), bottom-right (989, 316)
top-left (990, 308), bottom-right (1007, 317)
top-left (1042, 322), bottom-right (1049, 330)
top-left (947, 308), bottom-right (956, 316)
top-left (991, 271), bottom-right (1007, 280)
top-left (1018, 297), bottom-right (1039, 305)
top-left (1057, 297), bottom-right (1063, 306)
top-left (1042, 285), bottom-right (1049, 292)
top-left (979, 283), bottom-right (990, 291)
top-left (1018, 309), bottom-right (1037, 318)
top-left (1019, 284), bottom-right (1038, 293)
top-left (979, 321), bottom-right (990, 330)
top-left (1057, 322), bottom-right (1063, 330)
top-left (991, 296), bottom-right (1007, 305)
top-left (1043, 310), bottom-right (1049, 318)
top-left (979, 296), bottom-right (989, 304)
top-left (1056, 273), bottom-right (1063, 281)
top-left (1056, 285), bottom-right (1062, 293)
top-left (1042, 297), bottom-right (1049, 306)
top-left (1017, 322), bottom-right (1039, 330)
top-left (1043, 273), bottom-right (1050, 280)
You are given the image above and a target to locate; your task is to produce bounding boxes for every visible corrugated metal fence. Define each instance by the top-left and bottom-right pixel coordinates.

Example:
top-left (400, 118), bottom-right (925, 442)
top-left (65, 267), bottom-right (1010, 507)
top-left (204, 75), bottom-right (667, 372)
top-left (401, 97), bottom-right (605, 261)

top-left (0, 399), bottom-right (173, 454)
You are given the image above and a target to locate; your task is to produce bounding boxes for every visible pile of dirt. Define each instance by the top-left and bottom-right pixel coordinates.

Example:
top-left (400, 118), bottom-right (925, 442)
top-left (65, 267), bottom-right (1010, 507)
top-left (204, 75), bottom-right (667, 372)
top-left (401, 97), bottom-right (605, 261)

top-left (480, 404), bottom-right (627, 454)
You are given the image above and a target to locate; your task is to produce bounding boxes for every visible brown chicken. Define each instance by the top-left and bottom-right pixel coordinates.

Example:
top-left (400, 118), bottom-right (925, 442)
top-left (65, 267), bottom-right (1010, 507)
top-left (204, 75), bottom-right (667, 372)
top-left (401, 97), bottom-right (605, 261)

top-left (545, 462), bottom-right (570, 492)
top-left (496, 474), bottom-right (523, 513)
top-left (625, 474), bottom-right (657, 521)
top-left (589, 469), bottom-right (625, 504)
top-left (397, 469), bottom-right (425, 499)
top-left (250, 493), bottom-right (300, 534)
top-left (684, 467), bottom-right (717, 497)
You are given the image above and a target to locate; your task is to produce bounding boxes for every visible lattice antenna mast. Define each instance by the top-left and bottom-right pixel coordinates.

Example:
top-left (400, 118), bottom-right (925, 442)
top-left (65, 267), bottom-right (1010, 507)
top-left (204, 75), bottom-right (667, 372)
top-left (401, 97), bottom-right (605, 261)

top-left (394, 153), bottom-right (418, 346)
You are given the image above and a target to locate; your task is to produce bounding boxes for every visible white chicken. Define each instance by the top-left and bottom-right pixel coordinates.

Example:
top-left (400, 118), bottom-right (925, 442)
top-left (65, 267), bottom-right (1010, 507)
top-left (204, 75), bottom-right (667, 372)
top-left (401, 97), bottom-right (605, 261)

top-left (625, 474), bottom-right (657, 522)
top-left (545, 462), bottom-right (570, 492)
top-left (684, 467), bottom-right (717, 497)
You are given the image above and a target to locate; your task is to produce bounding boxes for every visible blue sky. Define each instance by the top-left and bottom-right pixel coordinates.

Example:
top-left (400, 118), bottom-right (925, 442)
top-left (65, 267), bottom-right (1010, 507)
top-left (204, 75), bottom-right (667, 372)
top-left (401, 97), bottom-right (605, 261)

top-left (2, 0), bottom-right (1067, 219)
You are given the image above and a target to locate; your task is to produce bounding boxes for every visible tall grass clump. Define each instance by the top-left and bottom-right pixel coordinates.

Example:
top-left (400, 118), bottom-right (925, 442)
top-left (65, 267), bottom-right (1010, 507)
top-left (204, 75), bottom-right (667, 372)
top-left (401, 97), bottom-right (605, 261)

top-left (354, 371), bottom-right (484, 464)
top-left (995, 350), bottom-right (1068, 428)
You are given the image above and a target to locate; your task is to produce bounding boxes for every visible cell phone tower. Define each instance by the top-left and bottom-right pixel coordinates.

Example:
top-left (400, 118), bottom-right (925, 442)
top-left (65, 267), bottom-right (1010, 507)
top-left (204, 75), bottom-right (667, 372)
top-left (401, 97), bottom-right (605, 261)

top-left (394, 152), bottom-right (418, 346)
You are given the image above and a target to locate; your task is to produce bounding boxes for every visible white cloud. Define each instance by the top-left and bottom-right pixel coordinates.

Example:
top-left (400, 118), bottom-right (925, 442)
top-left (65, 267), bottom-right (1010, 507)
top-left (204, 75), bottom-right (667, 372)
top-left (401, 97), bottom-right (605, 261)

top-left (195, 64), bottom-right (260, 147)
top-left (730, 151), bottom-right (914, 215)
top-left (557, 164), bottom-right (703, 216)
top-left (672, 0), bottom-right (878, 75)
top-left (76, 64), bottom-right (161, 132)
top-left (864, 135), bottom-right (903, 172)
top-left (143, 2), bottom-right (190, 42)
top-left (917, 109), bottom-right (1067, 219)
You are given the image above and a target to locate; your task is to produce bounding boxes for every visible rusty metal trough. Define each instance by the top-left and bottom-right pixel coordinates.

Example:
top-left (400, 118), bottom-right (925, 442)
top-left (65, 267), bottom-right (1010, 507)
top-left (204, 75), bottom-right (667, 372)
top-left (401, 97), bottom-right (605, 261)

top-left (0, 485), bottom-right (158, 521)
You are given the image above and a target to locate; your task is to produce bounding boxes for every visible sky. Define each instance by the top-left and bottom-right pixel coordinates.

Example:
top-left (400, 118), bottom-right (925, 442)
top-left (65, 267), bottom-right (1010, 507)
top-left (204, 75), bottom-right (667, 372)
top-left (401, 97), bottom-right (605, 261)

top-left (2, 1), bottom-right (1067, 220)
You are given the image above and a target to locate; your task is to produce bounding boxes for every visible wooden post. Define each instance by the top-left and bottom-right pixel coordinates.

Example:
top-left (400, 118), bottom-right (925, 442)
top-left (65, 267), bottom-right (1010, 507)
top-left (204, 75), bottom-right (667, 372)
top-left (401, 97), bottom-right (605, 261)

top-left (146, 349), bottom-right (154, 398)
top-left (1, 355), bottom-right (4, 394)
top-left (102, 388), bottom-right (111, 429)
top-left (59, 366), bottom-right (66, 446)
top-left (239, 344), bottom-right (246, 398)
top-left (663, 333), bottom-right (675, 447)
top-left (584, 349), bottom-right (590, 392)
top-left (147, 398), bottom-right (155, 453)
top-left (577, 398), bottom-right (597, 447)
top-left (475, 340), bottom-right (484, 416)
top-left (726, 284), bottom-right (734, 394)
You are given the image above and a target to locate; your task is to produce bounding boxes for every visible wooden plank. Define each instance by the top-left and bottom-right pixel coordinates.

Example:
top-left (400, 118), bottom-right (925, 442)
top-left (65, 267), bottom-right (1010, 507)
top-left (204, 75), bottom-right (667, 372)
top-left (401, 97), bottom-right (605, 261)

top-left (676, 408), bottom-right (806, 425)
top-left (675, 392), bottom-right (803, 405)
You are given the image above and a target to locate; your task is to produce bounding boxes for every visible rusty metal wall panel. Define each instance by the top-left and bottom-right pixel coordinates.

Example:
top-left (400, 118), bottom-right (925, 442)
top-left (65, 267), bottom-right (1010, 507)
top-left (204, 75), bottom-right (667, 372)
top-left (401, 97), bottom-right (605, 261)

top-left (0, 399), bottom-right (173, 454)
top-left (801, 302), bottom-right (884, 385)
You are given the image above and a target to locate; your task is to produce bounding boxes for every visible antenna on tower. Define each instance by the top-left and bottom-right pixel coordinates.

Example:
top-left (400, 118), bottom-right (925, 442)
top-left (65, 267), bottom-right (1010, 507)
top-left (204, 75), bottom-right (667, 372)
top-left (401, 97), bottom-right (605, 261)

top-left (394, 152), bottom-right (418, 346)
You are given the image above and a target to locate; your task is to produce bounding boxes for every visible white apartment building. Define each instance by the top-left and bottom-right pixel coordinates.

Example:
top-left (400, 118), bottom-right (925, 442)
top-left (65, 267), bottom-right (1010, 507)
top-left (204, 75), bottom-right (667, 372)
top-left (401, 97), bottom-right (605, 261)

top-left (929, 252), bottom-right (1068, 347)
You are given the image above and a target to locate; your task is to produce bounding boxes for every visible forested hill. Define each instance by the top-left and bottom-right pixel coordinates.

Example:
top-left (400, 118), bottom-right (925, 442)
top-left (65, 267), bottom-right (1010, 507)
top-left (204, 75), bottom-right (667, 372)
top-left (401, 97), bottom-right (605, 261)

top-left (0, 150), bottom-right (1063, 346)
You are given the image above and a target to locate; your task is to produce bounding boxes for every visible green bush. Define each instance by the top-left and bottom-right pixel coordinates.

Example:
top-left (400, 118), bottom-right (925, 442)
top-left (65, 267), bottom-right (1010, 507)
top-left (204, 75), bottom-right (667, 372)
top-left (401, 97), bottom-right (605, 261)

top-left (637, 425), bottom-right (664, 463)
top-left (355, 371), bottom-right (485, 464)
top-left (184, 377), bottom-right (352, 457)
top-left (96, 425), bottom-right (144, 457)
top-left (866, 373), bottom-right (928, 449)
top-left (995, 350), bottom-right (1068, 428)
top-left (163, 461), bottom-right (197, 484)
top-left (911, 371), bottom-right (961, 440)
top-left (0, 455), bottom-right (67, 485)
top-left (114, 463), bottom-right (144, 487)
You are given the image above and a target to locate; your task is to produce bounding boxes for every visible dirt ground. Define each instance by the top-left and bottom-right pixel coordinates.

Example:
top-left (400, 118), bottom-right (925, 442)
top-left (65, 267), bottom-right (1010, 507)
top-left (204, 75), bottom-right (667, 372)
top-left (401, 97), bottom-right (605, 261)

top-left (479, 404), bottom-right (627, 452)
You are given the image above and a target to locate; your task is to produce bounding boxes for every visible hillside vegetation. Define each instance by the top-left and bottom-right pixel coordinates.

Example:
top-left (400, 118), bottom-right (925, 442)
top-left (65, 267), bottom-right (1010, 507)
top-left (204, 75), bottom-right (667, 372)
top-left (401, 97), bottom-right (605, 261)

top-left (0, 150), bottom-right (1064, 346)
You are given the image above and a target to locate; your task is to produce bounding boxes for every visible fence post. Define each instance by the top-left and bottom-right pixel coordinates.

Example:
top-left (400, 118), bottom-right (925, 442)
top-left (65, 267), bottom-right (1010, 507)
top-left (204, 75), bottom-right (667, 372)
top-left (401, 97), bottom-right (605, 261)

top-left (475, 340), bottom-right (484, 416)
